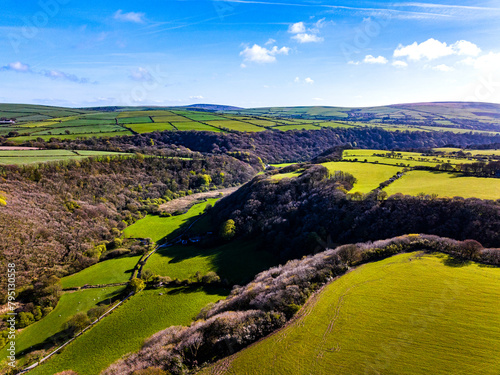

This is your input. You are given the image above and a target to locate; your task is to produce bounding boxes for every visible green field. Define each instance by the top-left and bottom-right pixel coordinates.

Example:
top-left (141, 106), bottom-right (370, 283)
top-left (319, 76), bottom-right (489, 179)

top-left (146, 239), bottom-right (277, 284)
top-left (0, 286), bottom-right (125, 368)
top-left (384, 170), bottom-right (500, 200)
top-left (127, 122), bottom-right (175, 133)
top-left (61, 255), bottom-right (142, 288)
top-left (0, 149), bottom-right (130, 165)
top-left (322, 161), bottom-right (403, 193)
top-left (203, 252), bottom-right (500, 375)
top-left (31, 287), bottom-right (227, 375)
top-left (123, 198), bottom-right (218, 242)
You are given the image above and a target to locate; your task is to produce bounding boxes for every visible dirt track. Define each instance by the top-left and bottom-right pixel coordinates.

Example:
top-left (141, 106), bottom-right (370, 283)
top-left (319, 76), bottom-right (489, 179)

top-left (159, 187), bottom-right (239, 213)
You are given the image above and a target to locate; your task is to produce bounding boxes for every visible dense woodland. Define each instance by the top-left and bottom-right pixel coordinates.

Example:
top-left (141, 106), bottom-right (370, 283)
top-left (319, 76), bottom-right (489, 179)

top-left (5, 127), bottom-right (500, 163)
top-left (211, 164), bottom-right (500, 261)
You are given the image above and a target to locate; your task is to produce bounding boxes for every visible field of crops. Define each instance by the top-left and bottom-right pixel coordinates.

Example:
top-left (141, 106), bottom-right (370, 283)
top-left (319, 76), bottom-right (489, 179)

top-left (202, 252), bottom-right (500, 375)
top-left (30, 287), bottom-right (227, 375)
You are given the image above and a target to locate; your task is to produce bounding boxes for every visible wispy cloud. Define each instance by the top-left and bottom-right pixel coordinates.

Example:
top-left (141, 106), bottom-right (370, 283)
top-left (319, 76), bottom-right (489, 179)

top-left (288, 19), bottom-right (325, 43)
top-left (129, 67), bottom-right (153, 82)
top-left (0, 61), bottom-right (30, 73)
top-left (114, 10), bottom-right (146, 23)
top-left (1, 61), bottom-right (93, 84)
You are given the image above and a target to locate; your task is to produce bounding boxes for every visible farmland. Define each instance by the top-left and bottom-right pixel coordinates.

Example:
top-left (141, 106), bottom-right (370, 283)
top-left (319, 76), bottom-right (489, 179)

top-left (0, 148), bottom-right (130, 165)
top-left (384, 170), bottom-right (500, 200)
top-left (123, 198), bottom-right (219, 243)
top-left (0, 286), bottom-right (125, 368)
top-left (60, 255), bottom-right (142, 288)
top-left (30, 287), bottom-right (227, 375)
top-left (202, 252), bottom-right (500, 375)
top-left (4, 102), bottom-right (500, 143)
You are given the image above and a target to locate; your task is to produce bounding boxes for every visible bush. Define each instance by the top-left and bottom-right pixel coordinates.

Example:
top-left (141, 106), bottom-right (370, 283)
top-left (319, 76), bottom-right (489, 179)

top-left (64, 312), bottom-right (91, 336)
top-left (87, 305), bottom-right (109, 321)
top-left (128, 278), bottom-right (145, 293)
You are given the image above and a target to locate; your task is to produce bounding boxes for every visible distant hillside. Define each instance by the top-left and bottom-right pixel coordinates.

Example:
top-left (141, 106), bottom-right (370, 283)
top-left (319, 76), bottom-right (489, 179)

top-left (232, 102), bottom-right (500, 131)
top-left (183, 104), bottom-right (242, 111)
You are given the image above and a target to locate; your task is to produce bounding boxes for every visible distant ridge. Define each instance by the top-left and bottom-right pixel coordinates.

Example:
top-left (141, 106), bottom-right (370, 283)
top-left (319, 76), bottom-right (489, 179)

top-left (182, 104), bottom-right (242, 111)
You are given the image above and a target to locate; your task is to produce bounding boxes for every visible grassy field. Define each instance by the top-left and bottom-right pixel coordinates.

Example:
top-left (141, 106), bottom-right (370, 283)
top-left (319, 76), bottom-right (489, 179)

top-left (0, 286), bottom-right (125, 368)
top-left (201, 252), bottom-right (500, 375)
top-left (384, 170), bottom-right (500, 200)
top-left (322, 161), bottom-right (403, 193)
top-left (0, 149), bottom-right (130, 165)
top-left (61, 255), bottom-right (142, 288)
top-left (31, 287), bottom-right (227, 375)
top-left (123, 198), bottom-right (218, 242)
top-left (145, 239), bottom-right (277, 284)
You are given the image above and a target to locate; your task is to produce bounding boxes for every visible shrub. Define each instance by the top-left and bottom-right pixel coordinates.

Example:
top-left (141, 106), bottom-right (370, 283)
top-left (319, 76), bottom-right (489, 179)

top-left (128, 278), bottom-right (145, 293)
top-left (64, 312), bottom-right (90, 336)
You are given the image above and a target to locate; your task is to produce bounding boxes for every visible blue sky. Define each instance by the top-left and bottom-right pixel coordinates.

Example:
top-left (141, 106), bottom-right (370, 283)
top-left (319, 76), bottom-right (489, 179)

top-left (1, 0), bottom-right (500, 108)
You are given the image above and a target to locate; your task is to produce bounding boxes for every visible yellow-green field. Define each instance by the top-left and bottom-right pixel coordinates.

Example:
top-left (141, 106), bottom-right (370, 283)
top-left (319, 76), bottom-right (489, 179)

top-left (322, 161), bottom-right (402, 193)
top-left (201, 252), bottom-right (500, 375)
top-left (384, 170), bottom-right (500, 200)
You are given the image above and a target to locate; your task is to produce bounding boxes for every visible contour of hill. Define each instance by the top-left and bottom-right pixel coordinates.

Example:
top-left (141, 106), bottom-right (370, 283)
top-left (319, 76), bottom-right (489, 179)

top-left (201, 252), bottom-right (500, 375)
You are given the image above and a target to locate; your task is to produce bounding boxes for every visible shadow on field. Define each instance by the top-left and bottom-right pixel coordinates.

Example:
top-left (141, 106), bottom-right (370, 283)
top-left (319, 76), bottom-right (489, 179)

top-left (441, 255), bottom-right (471, 268)
top-left (166, 285), bottom-right (228, 296)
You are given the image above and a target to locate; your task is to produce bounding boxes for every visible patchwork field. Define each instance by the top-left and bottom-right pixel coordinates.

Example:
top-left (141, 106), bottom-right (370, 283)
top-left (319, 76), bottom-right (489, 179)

top-left (202, 252), bottom-right (500, 375)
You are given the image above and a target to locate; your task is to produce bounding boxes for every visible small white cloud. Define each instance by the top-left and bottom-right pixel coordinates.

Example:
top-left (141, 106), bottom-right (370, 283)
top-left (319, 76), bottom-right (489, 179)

top-left (304, 77), bottom-right (314, 84)
top-left (240, 44), bottom-right (290, 64)
top-left (348, 60), bottom-right (360, 65)
top-left (129, 67), bottom-right (152, 82)
top-left (289, 22), bottom-right (306, 34)
top-left (294, 77), bottom-right (300, 83)
top-left (292, 33), bottom-right (324, 43)
top-left (189, 95), bottom-right (204, 100)
top-left (394, 38), bottom-right (481, 61)
top-left (265, 38), bottom-right (276, 46)
top-left (392, 60), bottom-right (408, 68)
top-left (1, 61), bottom-right (30, 72)
top-left (364, 55), bottom-right (388, 64)
top-left (240, 63), bottom-right (247, 68)
top-left (432, 64), bottom-right (454, 72)
top-left (312, 97), bottom-right (324, 101)
top-left (114, 10), bottom-right (146, 23)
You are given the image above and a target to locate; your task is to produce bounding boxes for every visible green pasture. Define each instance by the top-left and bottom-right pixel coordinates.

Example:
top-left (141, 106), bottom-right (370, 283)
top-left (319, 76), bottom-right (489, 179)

top-left (204, 252), bottom-right (500, 375)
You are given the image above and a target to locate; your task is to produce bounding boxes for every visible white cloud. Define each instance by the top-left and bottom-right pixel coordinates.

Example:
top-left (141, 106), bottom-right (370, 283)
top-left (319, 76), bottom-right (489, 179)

top-left (294, 77), bottom-right (314, 84)
top-left (312, 97), bottom-right (324, 101)
top-left (240, 44), bottom-right (290, 63)
top-left (288, 20), bottom-right (324, 43)
top-left (454, 40), bottom-right (481, 56)
top-left (288, 22), bottom-right (305, 34)
top-left (42, 69), bottom-right (91, 83)
top-left (348, 60), bottom-right (360, 65)
top-left (394, 38), bottom-right (481, 61)
top-left (265, 38), bottom-right (276, 45)
top-left (364, 55), bottom-right (388, 64)
top-left (304, 77), bottom-right (314, 84)
top-left (392, 60), bottom-right (408, 68)
top-left (114, 10), bottom-right (146, 23)
top-left (469, 52), bottom-right (500, 73)
top-left (294, 76), bottom-right (300, 83)
top-left (292, 33), bottom-right (324, 43)
top-left (189, 95), bottom-right (204, 100)
top-left (432, 64), bottom-right (454, 72)
top-left (240, 63), bottom-right (247, 68)
top-left (129, 67), bottom-right (152, 81)
top-left (1, 61), bottom-right (30, 72)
